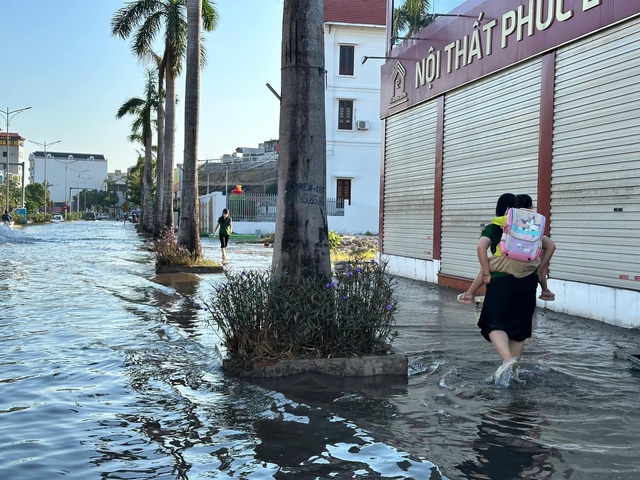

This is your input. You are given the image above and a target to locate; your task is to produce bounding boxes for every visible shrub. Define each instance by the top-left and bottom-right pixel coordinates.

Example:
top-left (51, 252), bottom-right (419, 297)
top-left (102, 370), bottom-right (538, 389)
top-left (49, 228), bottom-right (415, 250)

top-left (154, 227), bottom-right (197, 266)
top-left (203, 259), bottom-right (399, 368)
top-left (28, 213), bottom-right (50, 223)
top-left (328, 230), bottom-right (342, 251)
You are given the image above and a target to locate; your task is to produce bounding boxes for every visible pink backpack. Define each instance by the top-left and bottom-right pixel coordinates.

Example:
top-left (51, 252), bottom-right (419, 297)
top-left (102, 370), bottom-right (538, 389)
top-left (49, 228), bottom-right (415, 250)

top-left (499, 208), bottom-right (546, 262)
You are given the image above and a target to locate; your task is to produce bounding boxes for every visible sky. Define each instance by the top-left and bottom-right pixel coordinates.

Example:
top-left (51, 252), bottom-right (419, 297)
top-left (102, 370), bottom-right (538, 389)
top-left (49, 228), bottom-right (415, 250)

top-left (1, 0), bottom-right (284, 173)
top-left (1, 0), bottom-right (464, 175)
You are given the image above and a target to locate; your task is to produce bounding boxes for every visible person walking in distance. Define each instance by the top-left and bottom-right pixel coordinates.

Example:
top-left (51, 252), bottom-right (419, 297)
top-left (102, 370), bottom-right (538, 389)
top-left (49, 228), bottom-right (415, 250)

top-left (2, 210), bottom-right (12, 226)
top-left (213, 208), bottom-right (233, 263)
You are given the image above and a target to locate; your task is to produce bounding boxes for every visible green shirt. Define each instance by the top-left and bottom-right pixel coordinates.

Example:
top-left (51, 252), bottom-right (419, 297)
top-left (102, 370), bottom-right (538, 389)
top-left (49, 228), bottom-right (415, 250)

top-left (480, 223), bottom-right (509, 278)
top-left (217, 215), bottom-right (232, 236)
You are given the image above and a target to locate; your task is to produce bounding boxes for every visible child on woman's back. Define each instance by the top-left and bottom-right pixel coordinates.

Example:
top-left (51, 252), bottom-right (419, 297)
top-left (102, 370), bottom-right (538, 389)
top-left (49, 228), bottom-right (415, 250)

top-left (457, 194), bottom-right (556, 304)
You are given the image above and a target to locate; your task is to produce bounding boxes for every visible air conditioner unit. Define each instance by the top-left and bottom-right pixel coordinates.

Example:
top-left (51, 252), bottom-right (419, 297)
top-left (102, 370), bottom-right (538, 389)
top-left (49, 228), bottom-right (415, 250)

top-left (356, 120), bottom-right (369, 130)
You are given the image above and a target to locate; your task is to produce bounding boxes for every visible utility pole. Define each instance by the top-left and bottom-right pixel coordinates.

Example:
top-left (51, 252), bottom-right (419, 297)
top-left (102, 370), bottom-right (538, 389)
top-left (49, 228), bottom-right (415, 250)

top-left (28, 139), bottom-right (61, 214)
top-left (1, 106), bottom-right (31, 212)
top-left (55, 155), bottom-right (78, 218)
top-left (71, 168), bottom-right (89, 213)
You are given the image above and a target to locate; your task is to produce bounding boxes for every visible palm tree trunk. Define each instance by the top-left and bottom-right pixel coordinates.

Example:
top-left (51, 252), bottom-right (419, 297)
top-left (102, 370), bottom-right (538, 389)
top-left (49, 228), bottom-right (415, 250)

top-left (163, 56), bottom-right (176, 231)
top-left (178, 0), bottom-right (202, 257)
top-left (272, 0), bottom-right (331, 280)
top-left (143, 134), bottom-right (154, 232)
top-left (154, 73), bottom-right (165, 237)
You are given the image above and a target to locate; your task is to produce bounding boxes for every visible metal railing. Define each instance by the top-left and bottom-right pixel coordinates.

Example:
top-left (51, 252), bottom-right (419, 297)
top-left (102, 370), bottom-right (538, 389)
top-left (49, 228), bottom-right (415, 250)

top-left (225, 194), bottom-right (345, 221)
top-left (227, 193), bottom-right (277, 222)
top-left (326, 197), bottom-right (345, 216)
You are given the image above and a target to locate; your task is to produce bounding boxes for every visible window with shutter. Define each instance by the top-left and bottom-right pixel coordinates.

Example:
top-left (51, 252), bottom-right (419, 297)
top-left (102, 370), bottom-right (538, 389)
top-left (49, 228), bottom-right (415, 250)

top-left (338, 100), bottom-right (353, 130)
top-left (339, 45), bottom-right (354, 76)
top-left (337, 179), bottom-right (351, 206)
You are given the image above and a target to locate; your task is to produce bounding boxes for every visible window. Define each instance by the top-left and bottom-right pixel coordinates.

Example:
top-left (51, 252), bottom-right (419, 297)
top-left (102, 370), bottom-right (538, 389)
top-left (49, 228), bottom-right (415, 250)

top-left (337, 179), bottom-right (351, 206)
top-left (339, 45), bottom-right (355, 76)
top-left (338, 100), bottom-right (353, 130)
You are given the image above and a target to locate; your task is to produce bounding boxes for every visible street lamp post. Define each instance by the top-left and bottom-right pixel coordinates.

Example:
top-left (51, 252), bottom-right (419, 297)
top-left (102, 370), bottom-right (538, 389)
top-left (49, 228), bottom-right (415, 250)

top-left (1, 106), bottom-right (31, 212)
top-left (71, 168), bottom-right (89, 213)
top-left (28, 140), bottom-right (61, 214)
top-left (80, 176), bottom-right (93, 212)
top-left (55, 155), bottom-right (78, 218)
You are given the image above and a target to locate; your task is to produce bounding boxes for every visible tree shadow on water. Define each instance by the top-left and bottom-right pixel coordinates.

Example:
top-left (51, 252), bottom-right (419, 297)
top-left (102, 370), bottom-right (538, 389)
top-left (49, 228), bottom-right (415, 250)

top-left (456, 396), bottom-right (564, 479)
top-left (151, 272), bottom-right (203, 334)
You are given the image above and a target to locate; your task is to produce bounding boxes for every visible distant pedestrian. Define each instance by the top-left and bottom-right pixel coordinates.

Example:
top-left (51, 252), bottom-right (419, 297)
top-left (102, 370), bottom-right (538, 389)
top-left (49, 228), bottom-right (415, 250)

top-left (213, 209), bottom-right (233, 263)
top-left (2, 210), bottom-right (12, 225)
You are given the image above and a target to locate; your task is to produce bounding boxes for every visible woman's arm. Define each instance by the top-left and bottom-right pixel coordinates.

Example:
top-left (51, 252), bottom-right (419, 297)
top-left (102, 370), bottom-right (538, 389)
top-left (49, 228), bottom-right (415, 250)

top-left (477, 237), bottom-right (492, 285)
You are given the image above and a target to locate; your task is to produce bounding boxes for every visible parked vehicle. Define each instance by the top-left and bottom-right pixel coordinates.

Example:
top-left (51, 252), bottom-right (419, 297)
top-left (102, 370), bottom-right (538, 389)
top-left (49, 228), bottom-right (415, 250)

top-left (84, 212), bottom-right (96, 221)
top-left (52, 214), bottom-right (64, 223)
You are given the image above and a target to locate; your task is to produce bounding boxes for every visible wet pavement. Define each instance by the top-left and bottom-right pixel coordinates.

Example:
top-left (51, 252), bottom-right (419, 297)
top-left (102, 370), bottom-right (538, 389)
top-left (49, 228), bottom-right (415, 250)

top-left (2, 222), bottom-right (640, 479)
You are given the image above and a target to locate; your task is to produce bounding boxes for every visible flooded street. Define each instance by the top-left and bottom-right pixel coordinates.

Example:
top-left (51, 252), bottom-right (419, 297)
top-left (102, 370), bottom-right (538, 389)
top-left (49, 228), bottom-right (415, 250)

top-left (2, 221), bottom-right (640, 479)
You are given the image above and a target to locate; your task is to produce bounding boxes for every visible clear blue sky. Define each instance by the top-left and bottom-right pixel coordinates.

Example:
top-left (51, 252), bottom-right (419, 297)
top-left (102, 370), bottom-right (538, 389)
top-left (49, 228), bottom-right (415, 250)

top-left (0, 0), bottom-right (283, 173)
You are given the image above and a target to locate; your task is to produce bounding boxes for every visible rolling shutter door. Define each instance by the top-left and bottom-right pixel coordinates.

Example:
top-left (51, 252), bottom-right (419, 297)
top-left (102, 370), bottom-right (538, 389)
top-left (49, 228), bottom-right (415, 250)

top-left (383, 100), bottom-right (437, 259)
top-left (551, 17), bottom-right (640, 291)
top-left (441, 59), bottom-right (541, 279)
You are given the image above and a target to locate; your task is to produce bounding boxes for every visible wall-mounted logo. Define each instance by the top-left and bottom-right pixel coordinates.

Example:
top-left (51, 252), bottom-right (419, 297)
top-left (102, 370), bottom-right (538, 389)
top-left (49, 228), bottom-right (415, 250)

top-left (389, 61), bottom-right (408, 107)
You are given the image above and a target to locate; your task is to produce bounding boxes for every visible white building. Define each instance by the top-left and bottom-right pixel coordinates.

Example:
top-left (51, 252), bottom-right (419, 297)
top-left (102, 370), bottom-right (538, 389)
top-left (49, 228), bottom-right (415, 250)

top-left (106, 169), bottom-right (128, 209)
top-left (323, 0), bottom-right (386, 234)
top-left (29, 151), bottom-right (108, 206)
top-left (1, 132), bottom-right (26, 186)
top-left (199, 1), bottom-right (387, 235)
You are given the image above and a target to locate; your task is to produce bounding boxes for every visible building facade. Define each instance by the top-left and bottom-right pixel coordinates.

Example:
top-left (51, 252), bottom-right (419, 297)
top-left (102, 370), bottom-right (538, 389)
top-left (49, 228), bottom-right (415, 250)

top-left (1, 132), bottom-right (26, 186)
top-left (324, 0), bottom-right (387, 234)
top-left (106, 169), bottom-right (128, 210)
top-left (379, 0), bottom-right (640, 327)
top-left (29, 151), bottom-right (108, 207)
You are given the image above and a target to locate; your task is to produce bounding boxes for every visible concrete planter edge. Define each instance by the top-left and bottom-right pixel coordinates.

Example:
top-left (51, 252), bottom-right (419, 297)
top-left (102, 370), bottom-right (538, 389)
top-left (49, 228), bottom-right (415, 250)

top-left (221, 349), bottom-right (408, 378)
top-left (155, 264), bottom-right (224, 274)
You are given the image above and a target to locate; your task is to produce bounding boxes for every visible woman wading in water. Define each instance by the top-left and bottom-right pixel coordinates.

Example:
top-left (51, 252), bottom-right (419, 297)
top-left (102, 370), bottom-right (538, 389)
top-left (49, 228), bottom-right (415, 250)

top-left (475, 193), bottom-right (556, 384)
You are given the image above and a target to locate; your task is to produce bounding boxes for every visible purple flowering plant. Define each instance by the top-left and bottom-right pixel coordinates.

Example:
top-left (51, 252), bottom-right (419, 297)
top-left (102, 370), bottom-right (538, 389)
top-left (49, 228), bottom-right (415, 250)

top-left (154, 227), bottom-right (198, 266)
top-left (202, 258), bottom-right (399, 367)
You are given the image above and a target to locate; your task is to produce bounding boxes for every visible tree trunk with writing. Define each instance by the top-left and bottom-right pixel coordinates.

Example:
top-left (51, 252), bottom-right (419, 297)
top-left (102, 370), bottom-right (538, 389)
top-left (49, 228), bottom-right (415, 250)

top-left (272, 0), bottom-right (331, 280)
top-left (177, 0), bottom-right (202, 257)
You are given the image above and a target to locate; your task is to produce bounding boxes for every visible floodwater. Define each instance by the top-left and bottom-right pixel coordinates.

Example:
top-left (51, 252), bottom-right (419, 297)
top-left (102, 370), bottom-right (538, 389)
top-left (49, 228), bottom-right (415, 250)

top-left (2, 221), bottom-right (640, 480)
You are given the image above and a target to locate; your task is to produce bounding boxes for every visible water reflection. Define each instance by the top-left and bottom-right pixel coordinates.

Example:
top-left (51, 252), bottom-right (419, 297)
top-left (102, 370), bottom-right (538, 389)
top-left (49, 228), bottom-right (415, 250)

top-left (3, 222), bottom-right (640, 479)
top-left (152, 272), bottom-right (205, 334)
top-left (457, 396), bottom-right (559, 479)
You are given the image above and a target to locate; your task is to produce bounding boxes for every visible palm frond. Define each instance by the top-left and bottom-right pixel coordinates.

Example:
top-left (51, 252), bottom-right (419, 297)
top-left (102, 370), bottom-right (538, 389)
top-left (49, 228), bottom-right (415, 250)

top-left (116, 97), bottom-right (145, 119)
top-left (202, 0), bottom-right (219, 31)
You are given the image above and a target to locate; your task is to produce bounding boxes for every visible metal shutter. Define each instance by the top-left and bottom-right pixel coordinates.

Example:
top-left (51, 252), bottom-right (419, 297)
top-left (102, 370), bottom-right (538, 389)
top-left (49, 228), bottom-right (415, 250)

top-left (441, 59), bottom-right (542, 279)
top-left (551, 17), bottom-right (640, 291)
top-left (383, 100), bottom-right (437, 259)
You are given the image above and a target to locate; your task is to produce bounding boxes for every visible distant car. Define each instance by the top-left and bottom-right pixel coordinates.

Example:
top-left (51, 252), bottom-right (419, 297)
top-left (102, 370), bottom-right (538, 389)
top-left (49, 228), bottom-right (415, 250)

top-left (99, 213), bottom-right (109, 220)
top-left (84, 212), bottom-right (96, 221)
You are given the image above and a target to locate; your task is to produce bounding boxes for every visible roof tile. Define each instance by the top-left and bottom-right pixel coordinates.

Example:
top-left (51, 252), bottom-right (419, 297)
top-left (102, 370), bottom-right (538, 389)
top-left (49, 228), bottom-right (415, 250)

top-left (324, 0), bottom-right (386, 26)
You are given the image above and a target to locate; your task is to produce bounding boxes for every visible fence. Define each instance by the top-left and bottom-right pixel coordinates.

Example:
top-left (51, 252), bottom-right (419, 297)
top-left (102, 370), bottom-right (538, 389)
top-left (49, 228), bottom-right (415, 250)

top-left (226, 193), bottom-right (277, 222)
top-left (225, 194), bottom-right (345, 222)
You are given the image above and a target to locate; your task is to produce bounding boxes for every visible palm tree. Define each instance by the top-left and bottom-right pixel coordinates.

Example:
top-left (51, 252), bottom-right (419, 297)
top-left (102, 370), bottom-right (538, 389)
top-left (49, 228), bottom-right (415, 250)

top-left (392, 0), bottom-right (434, 41)
top-left (111, 0), bottom-right (219, 234)
top-left (116, 68), bottom-right (158, 233)
top-left (177, 0), bottom-right (202, 257)
top-left (272, 0), bottom-right (331, 280)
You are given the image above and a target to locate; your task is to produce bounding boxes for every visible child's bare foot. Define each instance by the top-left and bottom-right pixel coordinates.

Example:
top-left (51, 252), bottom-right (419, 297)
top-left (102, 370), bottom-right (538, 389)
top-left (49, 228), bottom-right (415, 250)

top-left (538, 289), bottom-right (555, 301)
top-left (457, 292), bottom-right (474, 304)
